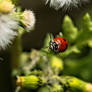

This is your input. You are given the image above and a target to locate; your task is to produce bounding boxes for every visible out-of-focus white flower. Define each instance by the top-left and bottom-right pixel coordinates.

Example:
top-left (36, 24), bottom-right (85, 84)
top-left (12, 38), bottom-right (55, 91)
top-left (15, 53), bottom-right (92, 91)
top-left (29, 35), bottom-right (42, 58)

top-left (46, 0), bottom-right (88, 10)
top-left (0, 15), bottom-right (18, 49)
top-left (21, 10), bottom-right (36, 30)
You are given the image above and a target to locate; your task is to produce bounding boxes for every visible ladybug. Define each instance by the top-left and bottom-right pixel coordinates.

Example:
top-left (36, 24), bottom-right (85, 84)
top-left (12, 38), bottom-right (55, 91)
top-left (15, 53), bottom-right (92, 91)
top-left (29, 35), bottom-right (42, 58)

top-left (49, 37), bottom-right (68, 53)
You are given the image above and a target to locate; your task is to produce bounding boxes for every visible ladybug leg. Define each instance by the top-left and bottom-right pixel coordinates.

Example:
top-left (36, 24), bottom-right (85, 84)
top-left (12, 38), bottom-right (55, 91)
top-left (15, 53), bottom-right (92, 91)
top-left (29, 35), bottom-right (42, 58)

top-left (49, 41), bottom-right (54, 50)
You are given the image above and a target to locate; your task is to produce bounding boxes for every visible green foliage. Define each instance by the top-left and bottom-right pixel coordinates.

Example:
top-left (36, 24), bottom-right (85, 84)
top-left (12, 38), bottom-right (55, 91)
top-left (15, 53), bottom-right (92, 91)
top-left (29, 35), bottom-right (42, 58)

top-left (14, 13), bottom-right (92, 92)
top-left (62, 16), bottom-right (78, 43)
top-left (61, 13), bottom-right (92, 82)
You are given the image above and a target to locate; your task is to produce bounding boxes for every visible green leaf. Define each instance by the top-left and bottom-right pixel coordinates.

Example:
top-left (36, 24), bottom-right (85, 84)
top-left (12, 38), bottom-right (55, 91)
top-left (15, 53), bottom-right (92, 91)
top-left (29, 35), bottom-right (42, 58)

top-left (62, 16), bottom-right (78, 43)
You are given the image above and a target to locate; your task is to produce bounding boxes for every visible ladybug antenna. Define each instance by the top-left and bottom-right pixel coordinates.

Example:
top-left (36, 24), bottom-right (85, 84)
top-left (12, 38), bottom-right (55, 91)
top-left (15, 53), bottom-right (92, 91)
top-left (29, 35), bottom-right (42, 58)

top-left (56, 32), bottom-right (63, 37)
top-left (49, 34), bottom-right (54, 41)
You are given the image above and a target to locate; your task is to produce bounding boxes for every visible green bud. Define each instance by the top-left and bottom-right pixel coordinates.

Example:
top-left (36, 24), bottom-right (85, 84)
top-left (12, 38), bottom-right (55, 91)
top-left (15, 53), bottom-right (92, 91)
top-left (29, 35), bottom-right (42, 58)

top-left (60, 76), bottom-right (87, 92)
top-left (50, 56), bottom-right (64, 73)
top-left (16, 75), bottom-right (43, 89)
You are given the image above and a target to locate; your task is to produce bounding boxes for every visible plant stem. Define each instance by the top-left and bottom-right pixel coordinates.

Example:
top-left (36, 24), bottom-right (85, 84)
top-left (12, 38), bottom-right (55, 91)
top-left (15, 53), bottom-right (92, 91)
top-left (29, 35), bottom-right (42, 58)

top-left (11, 33), bottom-right (22, 69)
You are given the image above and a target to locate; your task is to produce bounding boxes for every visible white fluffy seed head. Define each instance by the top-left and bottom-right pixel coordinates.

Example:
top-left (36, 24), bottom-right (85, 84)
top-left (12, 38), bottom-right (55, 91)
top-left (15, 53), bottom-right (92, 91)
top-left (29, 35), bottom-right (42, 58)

top-left (46, 0), bottom-right (88, 10)
top-left (0, 15), bottom-right (18, 49)
top-left (22, 10), bottom-right (36, 30)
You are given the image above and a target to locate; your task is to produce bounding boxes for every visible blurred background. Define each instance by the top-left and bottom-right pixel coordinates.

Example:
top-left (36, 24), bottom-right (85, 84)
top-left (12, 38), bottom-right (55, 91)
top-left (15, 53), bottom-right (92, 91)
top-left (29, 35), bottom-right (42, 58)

top-left (0, 0), bottom-right (92, 92)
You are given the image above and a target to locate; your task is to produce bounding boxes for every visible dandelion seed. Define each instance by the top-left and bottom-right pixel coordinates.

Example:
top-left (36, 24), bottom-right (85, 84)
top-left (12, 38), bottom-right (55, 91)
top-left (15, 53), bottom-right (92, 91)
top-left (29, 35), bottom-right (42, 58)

top-left (46, 0), bottom-right (88, 10)
top-left (0, 15), bottom-right (18, 49)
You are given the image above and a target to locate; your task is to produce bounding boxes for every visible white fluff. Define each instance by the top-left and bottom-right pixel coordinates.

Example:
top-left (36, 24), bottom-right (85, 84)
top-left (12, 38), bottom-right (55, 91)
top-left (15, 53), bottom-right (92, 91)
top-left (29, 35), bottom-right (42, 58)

top-left (46, 0), bottom-right (87, 10)
top-left (22, 10), bottom-right (36, 30)
top-left (0, 15), bottom-right (18, 49)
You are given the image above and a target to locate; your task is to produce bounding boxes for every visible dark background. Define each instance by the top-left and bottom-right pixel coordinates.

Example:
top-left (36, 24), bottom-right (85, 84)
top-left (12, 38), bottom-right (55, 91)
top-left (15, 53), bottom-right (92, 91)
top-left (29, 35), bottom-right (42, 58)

top-left (0, 0), bottom-right (92, 92)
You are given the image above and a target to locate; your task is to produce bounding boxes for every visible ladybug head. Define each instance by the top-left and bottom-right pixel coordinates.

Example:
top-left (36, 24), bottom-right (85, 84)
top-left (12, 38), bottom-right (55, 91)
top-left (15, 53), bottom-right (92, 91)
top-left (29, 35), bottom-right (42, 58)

top-left (49, 41), bottom-right (58, 53)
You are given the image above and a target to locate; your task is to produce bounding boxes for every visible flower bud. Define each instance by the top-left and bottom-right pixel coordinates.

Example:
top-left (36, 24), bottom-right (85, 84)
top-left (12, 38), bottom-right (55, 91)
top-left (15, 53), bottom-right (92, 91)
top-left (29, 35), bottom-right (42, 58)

top-left (21, 10), bottom-right (36, 30)
top-left (61, 76), bottom-right (87, 92)
top-left (16, 75), bottom-right (43, 89)
top-left (50, 56), bottom-right (64, 73)
top-left (0, 0), bottom-right (14, 13)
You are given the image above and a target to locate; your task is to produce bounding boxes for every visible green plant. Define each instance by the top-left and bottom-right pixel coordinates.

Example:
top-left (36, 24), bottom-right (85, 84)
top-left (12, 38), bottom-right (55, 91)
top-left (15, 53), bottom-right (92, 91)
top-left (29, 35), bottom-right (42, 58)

top-left (0, 0), bottom-right (91, 92)
top-left (13, 13), bottom-right (92, 92)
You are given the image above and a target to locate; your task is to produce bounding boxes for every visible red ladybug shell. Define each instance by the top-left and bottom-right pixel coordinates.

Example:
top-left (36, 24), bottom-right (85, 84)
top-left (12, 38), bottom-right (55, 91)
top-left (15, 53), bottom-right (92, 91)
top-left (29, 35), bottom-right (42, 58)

top-left (53, 37), bottom-right (68, 52)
